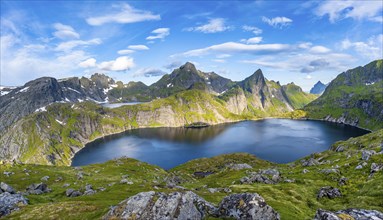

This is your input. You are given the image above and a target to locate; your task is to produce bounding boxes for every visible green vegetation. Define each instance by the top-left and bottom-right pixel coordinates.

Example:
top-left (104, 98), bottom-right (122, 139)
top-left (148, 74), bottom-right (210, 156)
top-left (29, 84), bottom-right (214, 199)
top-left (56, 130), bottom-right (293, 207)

top-left (2, 129), bottom-right (382, 219)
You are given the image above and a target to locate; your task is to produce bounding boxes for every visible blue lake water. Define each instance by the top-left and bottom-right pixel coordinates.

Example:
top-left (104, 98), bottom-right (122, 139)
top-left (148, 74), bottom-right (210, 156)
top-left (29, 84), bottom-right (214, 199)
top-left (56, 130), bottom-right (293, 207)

top-left (71, 119), bottom-right (369, 169)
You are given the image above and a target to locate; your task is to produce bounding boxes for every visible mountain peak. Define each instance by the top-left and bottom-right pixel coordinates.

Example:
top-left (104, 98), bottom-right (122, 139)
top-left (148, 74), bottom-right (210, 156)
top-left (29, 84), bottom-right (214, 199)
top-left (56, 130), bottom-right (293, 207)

top-left (310, 81), bottom-right (327, 94)
top-left (180, 62), bottom-right (197, 72)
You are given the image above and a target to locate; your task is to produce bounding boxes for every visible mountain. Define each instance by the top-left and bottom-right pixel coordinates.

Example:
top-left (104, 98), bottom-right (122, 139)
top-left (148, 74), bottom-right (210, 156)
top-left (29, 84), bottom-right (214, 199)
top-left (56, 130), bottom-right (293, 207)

top-left (309, 81), bottom-right (327, 94)
top-left (149, 62), bottom-right (234, 97)
top-left (304, 59), bottom-right (383, 130)
top-left (0, 62), bottom-right (315, 132)
top-left (0, 74), bottom-right (121, 131)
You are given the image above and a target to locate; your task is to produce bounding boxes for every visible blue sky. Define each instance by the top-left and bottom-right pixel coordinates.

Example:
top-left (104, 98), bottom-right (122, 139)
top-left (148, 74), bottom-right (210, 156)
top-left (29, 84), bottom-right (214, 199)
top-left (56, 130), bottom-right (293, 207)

top-left (1, 1), bottom-right (382, 91)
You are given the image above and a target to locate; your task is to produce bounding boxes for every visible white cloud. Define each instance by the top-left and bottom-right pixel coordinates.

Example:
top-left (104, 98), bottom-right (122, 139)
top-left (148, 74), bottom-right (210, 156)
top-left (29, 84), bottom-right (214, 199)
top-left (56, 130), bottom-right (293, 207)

top-left (53, 23), bottom-right (79, 40)
top-left (212, 59), bottom-right (226, 63)
top-left (216, 54), bottom-right (231, 59)
top-left (79, 58), bottom-right (96, 68)
top-left (185, 18), bottom-right (231, 33)
top-left (242, 25), bottom-right (263, 35)
top-left (164, 61), bottom-right (183, 70)
top-left (98, 56), bottom-right (134, 71)
top-left (55, 38), bottom-right (102, 52)
top-left (262, 16), bottom-right (293, 28)
top-left (309, 45), bottom-right (331, 53)
top-left (340, 34), bottom-right (383, 59)
top-left (315, 0), bottom-right (383, 23)
top-left (304, 74), bottom-right (312, 80)
top-left (146, 28), bottom-right (170, 40)
top-left (240, 37), bottom-right (263, 44)
top-left (301, 58), bottom-right (330, 73)
top-left (117, 49), bottom-right (135, 55)
top-left (134, 68), bottom-right (166, 77)
top-left (86, 3), bottom-right (160, 26)
top-left (173, 42), bottom-right (291, 57)
top-left (127, 45), bottom-right (149, 50)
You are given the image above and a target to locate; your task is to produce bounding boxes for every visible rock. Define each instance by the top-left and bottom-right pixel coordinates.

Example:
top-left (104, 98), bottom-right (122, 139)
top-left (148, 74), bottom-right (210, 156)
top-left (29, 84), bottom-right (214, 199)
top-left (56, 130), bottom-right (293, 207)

top-left (338, 177), bottom-right (348, 186)
top-left (26, 183), bottom-right (50, 195)
top-left (225, 163), bottom-right (253, 170)
top-left (41, 176), bottom-right (49, 181)
top-left (103, 191), bottom-right (217, 220)
top-left (66, 188), bottom-right (82, 197)
top-left (240, 169), bottom-right (281, 184)
top-left (98, 187), bottom-right (106, 192)
top-left (0, 182), bottom-right (16, 194)
top-left (355, 165), bottom-right (363, 170)
top-left (301, 158), bottom-right (319, 166)
top-left (370, 163), bottom-right (383, 173)
top-left (334, 145), bottom-right (344, 152)
top-left (76, 172), bottom-right (84, 180)
top-left (320, 169), bottom-right (340, 175)
top-left (164, 175), bottom-right (184, 188)
top-left (361, 150), bottom-right (376, 161)
top-left (83, 184), bottom-right (96, 195)
top-left (207, 188), bottom-right (231, 193)
top-left (314, 209), bottom-right (342, 220)
top-left (55, 176), bottom-right (63, 182)
top-left (218, 193), bottom-right (280, 220)
top-left (3, 171), bottom-right (14, 177)
top-left (193, 171), bottom-right (214, 178)
top-left (0, 192), bottom-right (28, 217)
top-left (303, 169), bottom-right (310, 174)
top-left (314, 208), bottom-right (383, 220)
top-left (317, 187), bottom-right (341, 199)
top-left (63, 183), bottom-right (70, 188)
top-left (120, 179), bottom-right (133, 185)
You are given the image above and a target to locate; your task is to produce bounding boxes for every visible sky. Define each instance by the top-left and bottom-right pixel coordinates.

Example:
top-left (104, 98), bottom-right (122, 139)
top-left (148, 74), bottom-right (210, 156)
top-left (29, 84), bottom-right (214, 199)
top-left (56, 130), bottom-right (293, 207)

top-left (1, 0), bottom-right (382, 91)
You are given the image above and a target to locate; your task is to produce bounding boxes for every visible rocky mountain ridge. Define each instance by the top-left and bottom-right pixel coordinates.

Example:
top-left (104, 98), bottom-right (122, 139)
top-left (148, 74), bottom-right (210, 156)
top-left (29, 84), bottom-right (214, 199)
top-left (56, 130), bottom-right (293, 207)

top-left (310, 81), bottom-right (327, 94)
top-left (0, 62), bottom-right (314, 132)
top-left (305, 59), bottom-right (383, 130)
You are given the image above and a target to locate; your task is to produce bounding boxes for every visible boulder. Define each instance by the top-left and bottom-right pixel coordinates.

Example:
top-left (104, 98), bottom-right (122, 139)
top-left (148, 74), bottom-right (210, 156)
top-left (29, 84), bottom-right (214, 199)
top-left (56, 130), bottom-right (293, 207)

top-left (320, 169), bottom-right (340, 175)
top-left (370, 163), bottom-right (383, 174)
top-left (314, 208), bottom-right (383, 220)
top-left (317, 187), bottom-right (341, 199)
top-left (41, 176), bottom-right (49, 181)
top-left (226, 163), bottom-right (253, 170)
top-left (240, 169), bottom-right (282, 184)
top-left (0, 182), bottom-right (16, 194)
top-left (303, 169), bottom-right (310, 174)
top-left (103, 191), bottom-right (217, 220)
top-left (361, 150), bottom-right (376, 161)
top-left (83, 184), bottom-right (96, 195)
top-left (65, 188), bottom-right (82, 197)
top-left (301, 157), bottom-right (319, 166)
top-left (0, 192), bottom-right (28, 217)
top-left (217, 193), bottom-right (280, 220)
top-left (26, 183), bottom-right (50, 195)
top-left (120, 179), bottom-right (133, 185)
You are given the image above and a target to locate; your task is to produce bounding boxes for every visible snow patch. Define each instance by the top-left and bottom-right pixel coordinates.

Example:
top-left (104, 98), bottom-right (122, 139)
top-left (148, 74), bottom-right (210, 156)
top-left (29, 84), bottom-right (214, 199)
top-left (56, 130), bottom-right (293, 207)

top-left (272, 95), bottom-right (275, 98)
top-left (64, 87), bottom-right (81, 94)
top-left (55, 119), bottom-right (66, 125)
top-left (366, 82), bottom-right (375, 86)
top-left (207, 81), bottom-right (211, 85)
top-left (17, 86), bottom-right (29, 93)
top-left (35, 106), bottom-right (47, 112)
top-left (0, 91), bottom-right (10, 96)
top-left (167, 83), bottom-right (173, 88)
top-left (65, 97), bottom-right (70, 102)
top-left (77, 98), bottom-right (84, 102)
top-left (219, 90), bottom-right (227, 95)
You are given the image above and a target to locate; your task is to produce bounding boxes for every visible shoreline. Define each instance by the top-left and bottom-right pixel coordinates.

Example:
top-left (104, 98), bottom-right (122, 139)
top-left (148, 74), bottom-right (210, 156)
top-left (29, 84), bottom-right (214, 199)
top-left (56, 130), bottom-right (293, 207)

top-left (69, 116), bottom-right (372, 167)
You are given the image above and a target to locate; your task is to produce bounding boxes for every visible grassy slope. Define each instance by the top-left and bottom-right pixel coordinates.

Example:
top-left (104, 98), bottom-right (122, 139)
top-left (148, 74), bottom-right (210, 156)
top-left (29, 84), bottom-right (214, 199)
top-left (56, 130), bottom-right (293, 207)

top-left (304, 60), bottom-right (383, 131)
top-left (2, 129), bottom-right (382, 219)
top-left (1, 87), bottom-right (315, 165)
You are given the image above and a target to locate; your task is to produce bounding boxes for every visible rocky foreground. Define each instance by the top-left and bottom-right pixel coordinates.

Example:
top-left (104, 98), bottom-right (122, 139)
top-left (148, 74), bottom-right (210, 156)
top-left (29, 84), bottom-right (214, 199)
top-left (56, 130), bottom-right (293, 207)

top-left (0, 128), bottom-right (382, 219)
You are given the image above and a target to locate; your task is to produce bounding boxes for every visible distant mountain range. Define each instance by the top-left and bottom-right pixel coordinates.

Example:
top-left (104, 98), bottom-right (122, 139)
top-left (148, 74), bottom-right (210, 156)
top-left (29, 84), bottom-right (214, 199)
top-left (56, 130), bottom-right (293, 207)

top-left (0, 62), bottom-right (315, 132)
top-left (309, 81), bottom-right (327, 94)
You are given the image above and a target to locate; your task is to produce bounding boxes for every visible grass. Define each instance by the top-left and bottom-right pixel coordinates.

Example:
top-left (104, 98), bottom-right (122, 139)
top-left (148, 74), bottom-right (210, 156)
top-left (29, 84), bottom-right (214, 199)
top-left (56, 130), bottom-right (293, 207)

top-left (1, 129), bottom-right (382, 219)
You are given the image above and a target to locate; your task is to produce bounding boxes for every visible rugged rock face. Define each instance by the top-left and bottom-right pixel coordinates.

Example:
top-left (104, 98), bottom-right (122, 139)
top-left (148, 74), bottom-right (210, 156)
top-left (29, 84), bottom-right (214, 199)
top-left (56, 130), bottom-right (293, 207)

top-left (218, 193), bottom-right (280, 220)
top-left (240, 169), bottom-right (282, 184)
top-left (104, 191), bottom-right (280, 220)
top-left (0, 182), bottom-right (29, 217)
top-left (305, 59), bottom-right (383, 130)
top-left (0, 74), bottom-right (120, 131)
top-left (317, 186), bottom-right (342, 199)
top-left (103, 191), bottom-right (217, 220)
top-left (310, 81), bottom-right (327, 94)
top-left (314, 208), bottom-right (383, 220)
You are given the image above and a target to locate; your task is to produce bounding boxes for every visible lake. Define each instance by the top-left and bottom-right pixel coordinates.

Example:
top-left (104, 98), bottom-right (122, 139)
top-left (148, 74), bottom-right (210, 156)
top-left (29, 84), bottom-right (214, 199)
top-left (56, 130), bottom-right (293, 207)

top-left (71, 119), bottom-right (369, 169)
